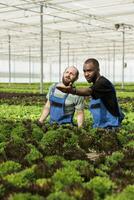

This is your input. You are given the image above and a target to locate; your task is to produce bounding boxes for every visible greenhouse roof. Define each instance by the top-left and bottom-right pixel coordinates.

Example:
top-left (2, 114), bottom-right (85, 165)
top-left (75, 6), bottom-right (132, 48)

top-left (0, 0), bottom-right (134, 60)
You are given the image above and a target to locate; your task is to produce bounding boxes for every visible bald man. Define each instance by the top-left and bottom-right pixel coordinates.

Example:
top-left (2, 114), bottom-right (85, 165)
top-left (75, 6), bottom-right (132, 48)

top-left (38, 66), bottom-right (84, 127)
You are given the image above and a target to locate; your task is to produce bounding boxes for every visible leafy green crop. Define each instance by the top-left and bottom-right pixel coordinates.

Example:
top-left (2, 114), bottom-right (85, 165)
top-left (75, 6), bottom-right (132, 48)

top-left (52, 166), bottom-right (84, 191)
top-left (24, 144), bottom-right (43, 164)
top-left (46, 191), bottom-right (76, 200)
top-left (0, 161), bottom-right (21, 177)
top-left (8, 192), bottom-right (45, 200)
top-left (4, 165), bottom-right (36, 188)
top-left (105, 185), bottom-right (134, 200)
top-left (85, 177), bottom-right (116, 200)
top-left (0, 184), bottom-right (5, 198)
top-left (105, 151), bottom-right (124, 167)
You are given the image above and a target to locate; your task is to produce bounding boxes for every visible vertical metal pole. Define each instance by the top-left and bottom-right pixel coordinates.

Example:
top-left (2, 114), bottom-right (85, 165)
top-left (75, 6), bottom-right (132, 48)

top-left (122, 26), bottom-right (125, 89)
top-left (40, 4), bottom-right (43, 94)
top-left (105, 57), bottom-right (107, 77)
top-left (59, 31), bottom-right (61, 82)
top-left (13, 55), bottom-right (15, 82)
top-left (8, 35), bottom-right (11, 84)
top-left (32, 58), bottom-right (34, 82)
top-left (29, 46), bottom-right (31, 84)
top-left (72, 51), bottom-right (75, 65)
top-left (113, 41), bottom-right (115, 84)
top-left (67, 43), bottom-right (70, 67)
top-left (50, 63), bottom-right (52, 82)
top-left (108, 48), bottom-right (110, 79)
top-left (75, 56), bottom-right (77, 67)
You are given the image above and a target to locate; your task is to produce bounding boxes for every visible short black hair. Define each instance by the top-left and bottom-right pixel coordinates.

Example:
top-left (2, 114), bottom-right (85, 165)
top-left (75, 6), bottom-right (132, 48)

top-left (84, 58), bottom-right (100, 71)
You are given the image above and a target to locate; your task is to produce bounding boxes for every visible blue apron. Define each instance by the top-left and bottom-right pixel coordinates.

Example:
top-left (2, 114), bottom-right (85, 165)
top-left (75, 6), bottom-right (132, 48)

top-left (89, 98), bottom-right (124, 128)
top-left (49, 84), bottom-right (74, 125)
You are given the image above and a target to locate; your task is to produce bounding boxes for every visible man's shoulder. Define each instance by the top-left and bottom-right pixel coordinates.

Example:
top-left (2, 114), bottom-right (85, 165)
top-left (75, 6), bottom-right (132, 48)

top-left (49, 83), bottom-right (58, 91)
top-left (98, 76), bottom-right (110, 83)
top-left (96, 76), bottom-right (113, 87)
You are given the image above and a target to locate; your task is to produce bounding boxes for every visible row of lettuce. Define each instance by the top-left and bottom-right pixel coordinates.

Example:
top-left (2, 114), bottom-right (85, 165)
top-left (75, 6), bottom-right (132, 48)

top-left (0, 118), bottom-right (133, 200)
top-left (0, 85), bottom-right (134, 200)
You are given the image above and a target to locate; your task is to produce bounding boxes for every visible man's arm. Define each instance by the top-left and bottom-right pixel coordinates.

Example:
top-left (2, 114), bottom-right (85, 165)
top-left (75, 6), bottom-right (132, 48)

top-left (75, 87), bottom-right (92, 96)
top-left (38, 100), bottom-right (50, 124)
top-left (56, 85), bottom-right (92, 96)
top-left (76, 110), bottom-right (84, 127)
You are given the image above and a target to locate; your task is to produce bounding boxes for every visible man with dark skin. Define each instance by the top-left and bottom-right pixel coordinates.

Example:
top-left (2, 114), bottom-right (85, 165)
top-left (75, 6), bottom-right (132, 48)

top-left (57, 58), bottom-right (124, 129)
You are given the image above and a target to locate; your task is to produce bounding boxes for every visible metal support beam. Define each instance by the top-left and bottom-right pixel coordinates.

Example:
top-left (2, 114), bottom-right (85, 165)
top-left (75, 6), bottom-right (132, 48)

top-left (59, 31), bottom-right (61, 82)
top-left (29, 46), bottom-right (31, 84)
top-left (72, 51), bottom-right (75, 65)
top-left (8, 35), bottom-right (11, 84)
top-left (113, 41), bottom-right (115, 84)
top-left (104, 57), bottom-right (107, 77)
top-left (107, 48), bottom-right (110, 79)
top-left (40, 4), bottom-right (44, 94)
top-left (50, 63), bottom-right (52, 82)
top-left (67, 43), bottom-right (70, 67)
top-left (122, 26), bottom-right (125, 90)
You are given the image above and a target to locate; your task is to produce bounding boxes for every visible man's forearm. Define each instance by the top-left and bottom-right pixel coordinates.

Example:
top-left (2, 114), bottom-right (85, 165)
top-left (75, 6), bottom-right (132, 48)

top-left (39, 107), bottom-right (50, 123)
top-left (56, 85), bottom-right (92, 96)
top-left (74, 87), bottom-right (92, 96)
top-left (39, 100), bottom-right (50, 123)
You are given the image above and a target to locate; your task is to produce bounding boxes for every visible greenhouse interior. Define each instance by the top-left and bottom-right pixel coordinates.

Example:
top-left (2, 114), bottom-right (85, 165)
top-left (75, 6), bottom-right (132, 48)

top-left (0, 1), bottom-right (134, 200)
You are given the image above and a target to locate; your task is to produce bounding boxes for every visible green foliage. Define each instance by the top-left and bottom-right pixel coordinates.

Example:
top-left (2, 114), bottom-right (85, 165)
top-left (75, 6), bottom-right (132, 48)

top-left (0, 141), bottom-right (7, 161)
top-left (75, 128), bottom-right (96, 151)
top-left (4, 140), bottom-right (29, 163)
top-left (8, 192), bottom-right (45, 200)
top-left (4, 165), bottom-right (36, 188)
top-left (24, 144), bottom-right (43, 164)
top-left (95, 168), bottom-right (109, 177)
top-left (0, 142), bottom-right (6, 154)
top-left (85, 177), bottom-right (116, 200)
top-left (98, 164), bottom-right (109, 172)
top-left (0, 161), bottom-right (21, 177)
top-left (41, 130), bottom-right (62, 146)
top-left (32, 124), bottom-right (44, 141)
top-left (0, 104), bottom-right (41, 121)
top-left (0, 184), bottom-right (5, 198)
top-left (42, 156), bottom-right (65, 177)
top-left (63, 134), bottom-right (78, 149)
top-left (36, 178), bottom-right (51, 188)
top-left (105, 185), bottom-right (134, 200)
top-left (11, 124), bottom-right (27, 143)
top-left (40, 130), bottom-right (64, 155)
top-left (105, 151), bottom-right (124, 167)
top-left (63, 160), bottom-right (94, 180)
top-left (40, 128), bottom-right (79, 155)
top-left (0, 84), bottom-right (133, 199)
top-left (46, 191), bottom-right (76, 200)
top-left (52, 166), bottom-right (84, 191)
top-left (122, 121), bottom-right (134, 131)
top-left (0, 122), bottom-right (13, 139)
top-left (0, 133), bottom-right (6, 143)
top-left (45, 155), bottom-right (65, 167)
top-left (117, 129), bottom-right (130, 146)
top-left (125, 141), bottom-right (134, 148)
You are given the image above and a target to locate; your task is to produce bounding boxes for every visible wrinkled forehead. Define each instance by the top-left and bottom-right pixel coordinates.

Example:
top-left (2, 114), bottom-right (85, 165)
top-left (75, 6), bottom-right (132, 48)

top-left (64, 66), bottom-right (78, 75)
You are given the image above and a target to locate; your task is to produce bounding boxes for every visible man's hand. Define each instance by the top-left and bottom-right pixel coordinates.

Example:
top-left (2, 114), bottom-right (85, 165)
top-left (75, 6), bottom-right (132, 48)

top-left (36, 120), bottom-right (43, 127)
top-left (56, 84), bottom-right (76, 94)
